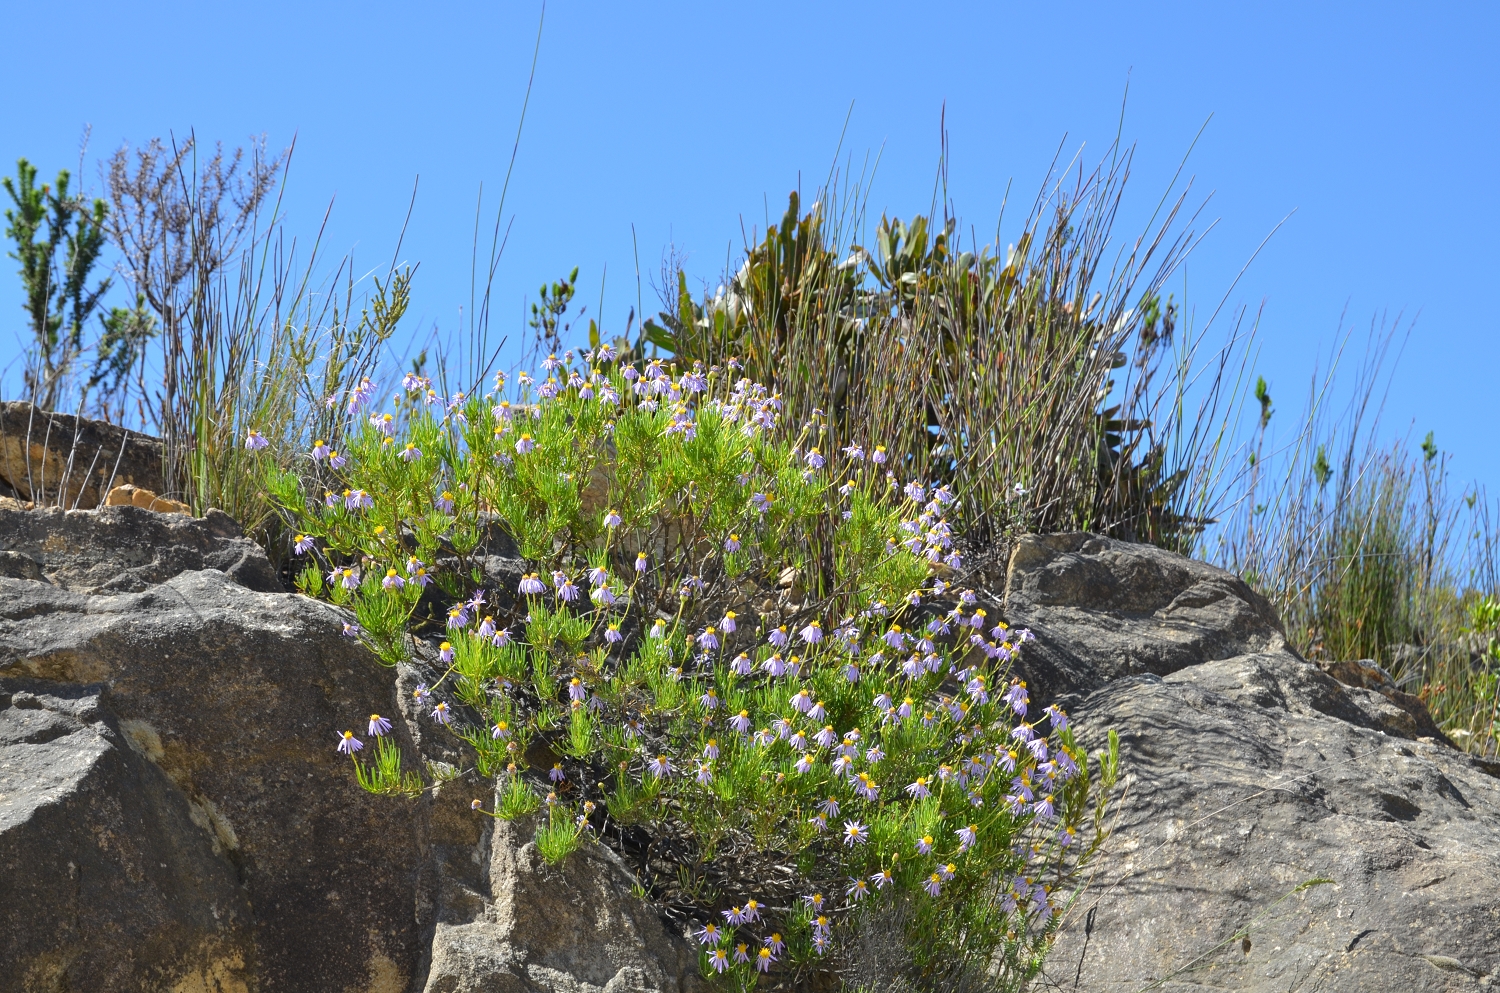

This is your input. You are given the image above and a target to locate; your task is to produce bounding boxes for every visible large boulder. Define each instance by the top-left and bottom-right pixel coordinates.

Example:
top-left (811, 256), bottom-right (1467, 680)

top-left (1045, 654), bottom-right (1500, 991)
top-left (1005, 539), bottom-right (1500, 991)
top-left (0, 505), bottom-right (702, 993)
top-left (0, 551), bottom-right (425, 991)
top-left (0, 683), bottom-right (255, 992)
top-left (0, 504), bottom-right (279, 593)
top-left (0, 402), bottom-right (165, 509)
top-left (1002, 532), bottom-right (1290, 705)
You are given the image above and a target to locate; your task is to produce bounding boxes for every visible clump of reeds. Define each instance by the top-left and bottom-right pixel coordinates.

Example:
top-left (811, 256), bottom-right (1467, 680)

top-left (87, 135), bottom-right (404, 544)
top-left (1207, 324), bottom-right (1499, 756)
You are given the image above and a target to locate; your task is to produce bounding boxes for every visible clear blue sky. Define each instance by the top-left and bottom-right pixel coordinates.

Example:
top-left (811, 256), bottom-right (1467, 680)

top-left (2, 1), bottom-right (1496, 493)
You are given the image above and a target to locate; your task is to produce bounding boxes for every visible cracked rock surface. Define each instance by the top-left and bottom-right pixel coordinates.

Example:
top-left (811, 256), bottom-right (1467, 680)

top-left (1014, 537), bottom-right (1500, 992)
top-left (0, 504), bottom-right (699, 993)
top-left (1, 504), bottom-right (1495, 991)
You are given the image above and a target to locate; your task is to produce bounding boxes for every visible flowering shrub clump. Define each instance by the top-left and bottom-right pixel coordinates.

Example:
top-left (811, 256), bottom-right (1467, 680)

top-left (263, 348), bottom-right (1119, 989)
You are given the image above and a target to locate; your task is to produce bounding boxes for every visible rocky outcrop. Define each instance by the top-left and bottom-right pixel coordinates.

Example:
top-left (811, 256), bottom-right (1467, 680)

top-left (1002, 531), bottom-right (1290, 705)
top-left (0, 505), bottom-right (279, 593)
top-left (0, 504), bottom-right (701, 993)
top-left (0, 402), bottom-right (165, 509)
top-left (421, 814), bottom-right (703, 993)
top-left (0, 554), bottom-right (425, 991)
top-left (1011, 536), bottom-right (1500, 992)
top-left (0, 683), bottom-right (255, 992)
top-left (1045, 654), bottom-right (1500, 992)
top-left (1, 501), bottom-right (1495, 992)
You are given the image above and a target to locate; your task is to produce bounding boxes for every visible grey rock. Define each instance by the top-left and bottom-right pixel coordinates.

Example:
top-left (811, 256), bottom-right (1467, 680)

top-left (0, 505), bottom-right (280, 593)
top-left (0, 550), bottom-right (45, 583)
top-left (0, 570), bottom-right (424, 992)
top-left (1043, 652), bottom-right (1500, 992)
top-left (0, 401), bottom-right (165, 508)
top-left (0, 514), bottom-right (698, 993)
top-left (1002, 535), bottom-right (1500, 992)
top-left (422, 812), bottom-right (704, 993)
top-left (1003, 532), bottom-right (1290, 705)
top-left (1, 485), bottom-right (1487, 993)
top-left (0, 682), bottom-right (255, 991)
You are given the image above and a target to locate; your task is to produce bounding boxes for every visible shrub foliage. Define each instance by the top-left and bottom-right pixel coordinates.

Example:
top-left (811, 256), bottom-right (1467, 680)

top-left (265, 350), bottom-right (1119, 990)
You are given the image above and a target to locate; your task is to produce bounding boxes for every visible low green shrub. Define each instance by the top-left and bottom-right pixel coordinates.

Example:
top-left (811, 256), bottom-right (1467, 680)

top-left (263, 349), bottom-right (1119, 989)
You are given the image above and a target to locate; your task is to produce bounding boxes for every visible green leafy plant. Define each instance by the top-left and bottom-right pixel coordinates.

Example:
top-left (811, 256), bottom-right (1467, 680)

top-left (534, 806), bottom-right (585, 865)
top-left (1210, 332), bottom-right (1500, 757)
top-left (2, 158), bottom-right (112, 411)
top-left (267, 347), bottom-right (1119, 990)
top-left (350, 734), bottom-right (423, 798)
top-left (636, 145), bottom-right (1224, 551)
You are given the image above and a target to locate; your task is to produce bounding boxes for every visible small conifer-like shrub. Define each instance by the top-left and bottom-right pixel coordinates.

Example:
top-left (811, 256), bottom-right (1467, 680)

top-left (264, 347), bottom-right (1119, 990)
